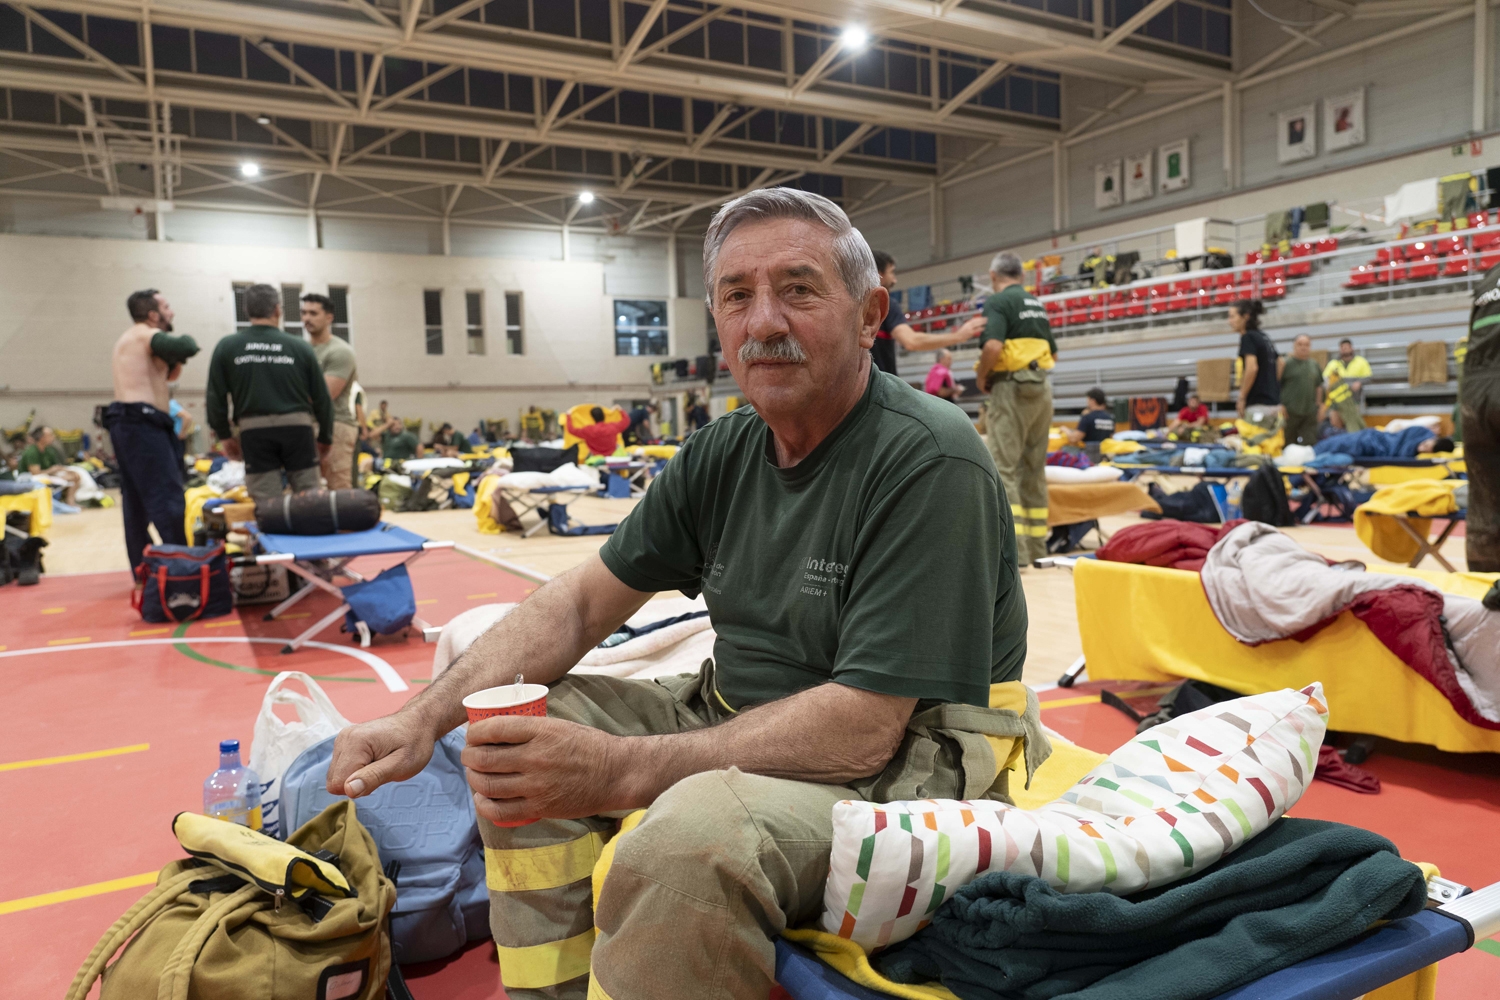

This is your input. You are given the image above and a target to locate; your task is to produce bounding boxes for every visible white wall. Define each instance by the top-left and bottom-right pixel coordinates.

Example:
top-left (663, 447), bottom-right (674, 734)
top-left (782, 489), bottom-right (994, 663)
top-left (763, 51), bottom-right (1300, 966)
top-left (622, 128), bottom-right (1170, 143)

top-left (869, 7), bottom-right (1500, 284)
top-left (0, 233), bottom-right (666, 434)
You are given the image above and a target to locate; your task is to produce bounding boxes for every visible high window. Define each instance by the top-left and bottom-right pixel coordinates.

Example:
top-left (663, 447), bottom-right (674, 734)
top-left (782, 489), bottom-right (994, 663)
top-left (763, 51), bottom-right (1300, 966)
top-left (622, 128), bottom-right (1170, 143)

top-left (424, 289), bottom-right (443, 355)
top-left (614, 299), bottom-right (669, 356)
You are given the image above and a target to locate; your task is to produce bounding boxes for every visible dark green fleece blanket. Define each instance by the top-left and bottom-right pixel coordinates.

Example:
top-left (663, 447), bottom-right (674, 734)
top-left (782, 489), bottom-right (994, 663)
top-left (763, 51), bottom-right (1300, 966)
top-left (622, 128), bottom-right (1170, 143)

top-left (876, 818), bottom-right (1427, 1000)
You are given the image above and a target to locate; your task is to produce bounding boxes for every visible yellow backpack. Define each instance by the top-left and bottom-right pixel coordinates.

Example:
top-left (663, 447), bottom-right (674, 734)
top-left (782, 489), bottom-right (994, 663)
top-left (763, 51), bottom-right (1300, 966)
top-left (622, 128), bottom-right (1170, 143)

top-left (67, 801), bottom-right (396, 1000)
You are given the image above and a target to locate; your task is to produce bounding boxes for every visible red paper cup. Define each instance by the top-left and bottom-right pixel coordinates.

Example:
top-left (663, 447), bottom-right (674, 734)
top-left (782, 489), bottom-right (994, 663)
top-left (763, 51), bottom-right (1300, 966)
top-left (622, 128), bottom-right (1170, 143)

top-left (463, 683), bottom-right (549, 827)
top-left (463, 683), bottom-right (549, 723)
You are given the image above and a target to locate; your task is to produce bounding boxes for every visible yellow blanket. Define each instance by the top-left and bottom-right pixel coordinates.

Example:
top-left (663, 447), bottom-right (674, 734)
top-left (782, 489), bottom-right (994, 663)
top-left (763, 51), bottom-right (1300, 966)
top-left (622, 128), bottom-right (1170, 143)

top-left (1076, 557), bottom-right (1500, 754)
top-left (1353, 479), bottom-right (1463, 563)
top-left (0, 487), bottom-right (51, 536)
top-left (1099, 439), bottom-right (1143, 456)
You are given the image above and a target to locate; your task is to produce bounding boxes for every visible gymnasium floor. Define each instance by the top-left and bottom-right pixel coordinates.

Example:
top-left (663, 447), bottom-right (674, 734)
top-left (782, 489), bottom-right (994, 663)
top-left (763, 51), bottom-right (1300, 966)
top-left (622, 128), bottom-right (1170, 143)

top-left (3, 500), bottom-right (1496, 998)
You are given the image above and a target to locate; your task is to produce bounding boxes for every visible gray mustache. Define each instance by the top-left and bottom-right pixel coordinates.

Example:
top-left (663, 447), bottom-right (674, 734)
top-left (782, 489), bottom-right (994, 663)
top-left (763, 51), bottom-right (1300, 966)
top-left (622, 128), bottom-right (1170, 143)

top-left (738, 335), bottom-right (809, 364)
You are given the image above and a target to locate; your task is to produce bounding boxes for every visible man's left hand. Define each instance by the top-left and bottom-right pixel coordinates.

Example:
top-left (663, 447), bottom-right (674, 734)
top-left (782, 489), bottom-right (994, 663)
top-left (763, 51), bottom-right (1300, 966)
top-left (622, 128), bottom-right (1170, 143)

top-left (317, 442), bottom-right (331, 460)
top-left (956, 315), bottom-right (987, 340)
top-left (463, 716), bottom-right (633, 824)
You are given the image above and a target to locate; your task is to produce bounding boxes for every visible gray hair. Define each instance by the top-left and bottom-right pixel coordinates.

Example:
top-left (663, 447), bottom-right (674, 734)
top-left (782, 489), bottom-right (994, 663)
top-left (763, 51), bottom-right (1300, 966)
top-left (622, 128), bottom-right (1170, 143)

top-left (243, 283), bottom-right (280, 320)
top-left (702, 187), bottom-right (880, 306)
top-left (989, 251), bottom-right (1024, 279)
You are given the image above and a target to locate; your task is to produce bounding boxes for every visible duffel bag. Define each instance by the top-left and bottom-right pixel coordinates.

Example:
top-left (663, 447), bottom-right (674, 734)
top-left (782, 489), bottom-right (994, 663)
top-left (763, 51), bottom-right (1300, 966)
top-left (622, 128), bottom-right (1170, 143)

top-left (133, 543), bottom-right (233, 623)
top-left (255, 488), bottom-right (381, 535)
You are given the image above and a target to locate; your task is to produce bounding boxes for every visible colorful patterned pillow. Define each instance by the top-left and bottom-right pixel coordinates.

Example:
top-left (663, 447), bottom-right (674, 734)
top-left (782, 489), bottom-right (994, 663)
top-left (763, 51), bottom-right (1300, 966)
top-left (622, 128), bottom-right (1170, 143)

top-left (820, 684), bottom-right (1327, 951)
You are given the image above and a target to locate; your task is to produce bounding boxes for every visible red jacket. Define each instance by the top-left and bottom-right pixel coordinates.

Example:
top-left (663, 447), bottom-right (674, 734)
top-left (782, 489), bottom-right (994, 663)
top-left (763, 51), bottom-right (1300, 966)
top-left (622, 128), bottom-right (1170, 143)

top-left (566, 414), bottom-right (630, 456)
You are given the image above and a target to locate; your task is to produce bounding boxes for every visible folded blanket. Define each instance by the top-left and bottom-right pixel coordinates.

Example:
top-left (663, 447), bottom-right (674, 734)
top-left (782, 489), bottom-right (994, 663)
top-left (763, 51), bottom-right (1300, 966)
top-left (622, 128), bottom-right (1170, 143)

top-left (876, 818), bottom-right (1427, 1000)
top-left (1203, 522), bottom-right (1500, 727)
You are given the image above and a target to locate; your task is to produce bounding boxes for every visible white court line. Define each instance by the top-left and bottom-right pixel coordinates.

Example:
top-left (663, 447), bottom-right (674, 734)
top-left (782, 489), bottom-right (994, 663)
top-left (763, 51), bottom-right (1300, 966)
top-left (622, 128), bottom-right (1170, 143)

top-left (0, 637), bottom-right (408, 692)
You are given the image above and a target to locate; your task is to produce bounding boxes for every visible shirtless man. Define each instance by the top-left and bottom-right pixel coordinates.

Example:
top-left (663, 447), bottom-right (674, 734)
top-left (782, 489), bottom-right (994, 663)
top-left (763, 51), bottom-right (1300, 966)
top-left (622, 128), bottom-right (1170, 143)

top-left (105, 289), bottom-right (197, 570)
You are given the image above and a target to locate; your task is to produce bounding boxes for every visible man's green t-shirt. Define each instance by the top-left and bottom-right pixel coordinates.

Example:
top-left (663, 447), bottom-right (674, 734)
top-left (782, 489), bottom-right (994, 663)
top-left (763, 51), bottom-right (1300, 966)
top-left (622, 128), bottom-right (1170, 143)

top-left (1280, 356), bottom-right (1322, 416)
top-left (382, 430), bottom-right (419, 461)
top-left (980, 284), bottom-right (1056, 373)
top-left (600, 368), bottom-right (1026, 711)
top-left (204, 326), bottom-right (334, 444)
top-left (313, 336), bottom-right (358, 427)
top-left (21, 443), bottom-right (65, 471)
top-left (450, 430), bottom-right (469, 452)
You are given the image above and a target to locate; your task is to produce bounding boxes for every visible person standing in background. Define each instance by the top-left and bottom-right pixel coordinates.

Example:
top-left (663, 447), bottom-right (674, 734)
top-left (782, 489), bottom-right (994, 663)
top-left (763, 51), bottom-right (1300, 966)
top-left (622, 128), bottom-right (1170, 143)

top-left (303, 293), bottom-right (358, 490)
top-left (1279, 334), bottom-right (1323, 447)
top-left (206, 284), bottom-right (332, 509)
top-left (1232, 300), bottom-right (1279, 425)
top-left (1461, 264), bottom-right (1500, 571)
top-left (1322, 338), bottom-right (1370, 432)
top-left (977, 250), bottom-right (1057, 566)
top-left (106, 289), bottom-right (196, 571)
top-left (624, 402), bottom-right (658, 445)
top-left (869, 251), bottom-right (986, 375)
top-left (924, 349), bottom-right (960, 400)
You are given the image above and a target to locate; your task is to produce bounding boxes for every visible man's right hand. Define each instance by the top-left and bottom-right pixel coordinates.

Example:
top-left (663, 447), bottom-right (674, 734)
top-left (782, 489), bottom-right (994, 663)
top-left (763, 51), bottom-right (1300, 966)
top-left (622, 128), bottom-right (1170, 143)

top-left (220, 438), bottom-right (242, 461)
top-left (326, 712), bottom-right (440, 798)
top-left (956, 315), bottom-right (987, 340)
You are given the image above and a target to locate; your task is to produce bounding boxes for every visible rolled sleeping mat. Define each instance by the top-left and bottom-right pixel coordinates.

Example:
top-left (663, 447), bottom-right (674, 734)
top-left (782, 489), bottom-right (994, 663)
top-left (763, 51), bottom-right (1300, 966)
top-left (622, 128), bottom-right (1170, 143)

top-left (255, 488), bottom-right (381, 535)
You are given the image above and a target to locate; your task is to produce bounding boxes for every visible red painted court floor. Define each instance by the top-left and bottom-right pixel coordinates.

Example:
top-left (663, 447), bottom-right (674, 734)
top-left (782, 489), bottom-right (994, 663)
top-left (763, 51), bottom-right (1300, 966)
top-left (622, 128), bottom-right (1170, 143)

top-left (3, 562), bottom-right (1497, 997)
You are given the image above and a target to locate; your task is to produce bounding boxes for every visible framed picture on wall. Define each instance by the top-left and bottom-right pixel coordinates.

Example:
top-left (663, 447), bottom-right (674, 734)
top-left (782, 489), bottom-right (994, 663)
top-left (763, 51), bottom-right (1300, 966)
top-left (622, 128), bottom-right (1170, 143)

top-left (1124, 151), bottom-right (1153, 202)
top-left (1277, 103), bottom-right (1317, 163)
top-left (1158, 139), bottom-right (1190, 192)
top-left (1325, 89), bottom-right (1366, 152)
top-left (1094, 160), bottom-right (1123, 209)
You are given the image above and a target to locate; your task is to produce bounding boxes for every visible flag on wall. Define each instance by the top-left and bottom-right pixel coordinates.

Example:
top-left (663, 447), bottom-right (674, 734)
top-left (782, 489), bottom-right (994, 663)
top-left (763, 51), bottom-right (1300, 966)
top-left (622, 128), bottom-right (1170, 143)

top-left (1095, 159), bottom-right (1123, 209)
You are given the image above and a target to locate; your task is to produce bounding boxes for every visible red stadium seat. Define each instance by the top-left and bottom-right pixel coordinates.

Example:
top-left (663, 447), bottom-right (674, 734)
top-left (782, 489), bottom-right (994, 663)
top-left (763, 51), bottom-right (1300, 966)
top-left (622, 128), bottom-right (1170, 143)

top-left (1316, 236), bottom-right (1340, 255)
top-left (1104, 291), bottom-right (1127, 321)
top-left (1212, 271), bottom-right (1238, 305)
top-left (1086, 293), bottom-right (1105, 324)
top-left (1262, 277), bottom-right (1287, 299)
top-left (1126, 289), bottom-right (1147, 318)
top-left (1146, 284), bottom-right (1169, 315)
top-left (1481, 248), bottom-right (1500, 272)
top-left (1406, 242), bottom-right (1439, 280)
top-left (1344, 263), bottom-right (1378, 289)
top-left (1288, 242), bottom-right (1313, 278)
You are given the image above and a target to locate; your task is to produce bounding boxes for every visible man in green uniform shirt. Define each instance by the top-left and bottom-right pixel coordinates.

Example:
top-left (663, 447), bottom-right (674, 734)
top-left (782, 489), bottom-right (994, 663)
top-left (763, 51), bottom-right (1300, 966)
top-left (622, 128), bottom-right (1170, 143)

top-left (379, 417), bottom-right (422, 463)
top-left (206, 284), bottom-right (333, 510)
top-left (977, 251), bottom-right (1058, 565)
top-left (325, 188), bottom-right (1043, 1000)
top-left (1279, 335), bottom-right (1323, 447)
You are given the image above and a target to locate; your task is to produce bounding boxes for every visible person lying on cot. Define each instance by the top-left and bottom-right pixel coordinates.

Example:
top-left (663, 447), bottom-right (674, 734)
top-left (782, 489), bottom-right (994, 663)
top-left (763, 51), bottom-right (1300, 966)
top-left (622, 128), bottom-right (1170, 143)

top-left (1313, 424), bottom-right (1454, 459)
top-left (326, 187), bottom-right (1040, 1000)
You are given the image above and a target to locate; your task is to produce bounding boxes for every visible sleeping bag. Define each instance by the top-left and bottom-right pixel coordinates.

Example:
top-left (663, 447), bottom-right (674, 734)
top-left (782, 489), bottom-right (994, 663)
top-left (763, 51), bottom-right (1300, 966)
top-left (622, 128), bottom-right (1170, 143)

top-left (255, 488), bottom-right (381, 535)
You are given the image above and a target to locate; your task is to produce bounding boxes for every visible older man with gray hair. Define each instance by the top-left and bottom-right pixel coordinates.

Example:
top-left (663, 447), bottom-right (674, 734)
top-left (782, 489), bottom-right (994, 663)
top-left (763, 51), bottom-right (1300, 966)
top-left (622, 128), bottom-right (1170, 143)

top-left (976, 251), bottom-right (1057, 565)
top-left (325, 187), bottom-right (1040, 999)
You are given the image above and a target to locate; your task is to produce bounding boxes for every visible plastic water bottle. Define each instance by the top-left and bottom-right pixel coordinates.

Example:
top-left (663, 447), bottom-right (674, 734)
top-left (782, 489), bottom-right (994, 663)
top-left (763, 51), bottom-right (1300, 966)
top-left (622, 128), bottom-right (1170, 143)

top-left (203, 739), bottom-right (263, 831)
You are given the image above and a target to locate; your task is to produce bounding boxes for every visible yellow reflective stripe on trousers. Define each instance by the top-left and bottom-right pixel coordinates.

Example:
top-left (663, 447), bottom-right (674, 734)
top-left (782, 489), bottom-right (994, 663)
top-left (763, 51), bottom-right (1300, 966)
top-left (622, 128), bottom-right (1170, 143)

top-left (1010, 503), bottom-right (1026, 517)
top-left (486, 832), bottom-right (605, 892)
top-left (1019, 524), bottom-right (1049, 537)
top-left (497, 928), bottom-right (597, 989)
top-left (1022, 507), bottom-right (1049, 519)
top-left (588, 972), bottom-right (617, 1000)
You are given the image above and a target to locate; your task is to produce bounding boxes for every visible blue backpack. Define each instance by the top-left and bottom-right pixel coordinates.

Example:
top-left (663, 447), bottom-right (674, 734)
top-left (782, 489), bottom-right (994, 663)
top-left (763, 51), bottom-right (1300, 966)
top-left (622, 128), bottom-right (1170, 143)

top-left (279, 731), bottom-right (489, 965)
top-left (341, 562), bottom-right (416, 637)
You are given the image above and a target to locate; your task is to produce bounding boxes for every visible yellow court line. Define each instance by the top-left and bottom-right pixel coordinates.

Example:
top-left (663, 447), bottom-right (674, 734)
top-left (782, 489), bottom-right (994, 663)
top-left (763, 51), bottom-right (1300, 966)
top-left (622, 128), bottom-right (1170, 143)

top-left (0, 743), bottom-right (150, 773)
top-left (40, 607), bottom-right (65, 614)
top-left (466, 592), bottom-right (498, 600)
top-left (129, 627), bottom-right (171, 637)
top-left (203, 620), bottom-right (244, 629)
top-left (281, 613), bottom-right (310, 620)
top-left (416, 599), bottom-right (437, 606)
top-left (0, 872), bottom-right (158, 916)
top-left (46, 637), bottom-right (91, 646)
top-left (0, 645), bottom-right (6, 652)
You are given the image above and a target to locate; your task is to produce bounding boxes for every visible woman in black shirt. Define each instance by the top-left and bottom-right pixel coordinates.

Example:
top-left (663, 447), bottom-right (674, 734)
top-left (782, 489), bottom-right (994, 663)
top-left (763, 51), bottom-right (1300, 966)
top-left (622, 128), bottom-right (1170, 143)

top-left (1232, 300), bottom-right (1280, 417)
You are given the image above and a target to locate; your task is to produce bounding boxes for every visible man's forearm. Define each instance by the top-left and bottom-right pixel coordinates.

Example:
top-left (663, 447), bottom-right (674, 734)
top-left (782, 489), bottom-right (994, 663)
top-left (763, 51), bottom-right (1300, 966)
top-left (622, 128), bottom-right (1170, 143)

top-left (612, 683), bottom-right (916, 807)
top-left (402, 558), bottom-right (649, 736)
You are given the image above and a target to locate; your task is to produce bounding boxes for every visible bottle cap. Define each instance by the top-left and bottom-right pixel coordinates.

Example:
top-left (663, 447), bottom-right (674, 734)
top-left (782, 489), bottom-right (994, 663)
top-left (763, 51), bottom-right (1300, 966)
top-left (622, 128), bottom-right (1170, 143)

top-left (220, 739), bottom-right (240, 753)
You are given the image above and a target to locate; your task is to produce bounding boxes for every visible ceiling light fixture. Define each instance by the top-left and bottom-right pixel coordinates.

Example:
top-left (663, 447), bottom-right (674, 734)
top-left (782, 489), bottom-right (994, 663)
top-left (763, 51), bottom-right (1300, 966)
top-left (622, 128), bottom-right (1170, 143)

top-left (255, 114), bottom-right (271, 124)
top-left (840, 26), bottom-right (869, 49)
top-left (240, 162), bottom-right (261, 178)
top-left (578, 191), bottom-right (595, 204)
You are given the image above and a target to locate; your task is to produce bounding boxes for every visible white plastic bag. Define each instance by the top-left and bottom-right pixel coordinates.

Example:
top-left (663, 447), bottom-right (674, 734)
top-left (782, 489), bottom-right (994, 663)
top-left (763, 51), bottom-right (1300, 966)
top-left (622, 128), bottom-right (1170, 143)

top-left (249, 671), bottom-right (351, 838)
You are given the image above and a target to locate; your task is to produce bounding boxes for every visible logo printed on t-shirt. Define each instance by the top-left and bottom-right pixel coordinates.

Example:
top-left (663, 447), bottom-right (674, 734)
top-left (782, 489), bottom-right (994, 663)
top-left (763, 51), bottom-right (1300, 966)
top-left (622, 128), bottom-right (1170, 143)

top-left (800, 556), bottom-right (847, 598)
top-left (702, 541), bottom-right (726, 595)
